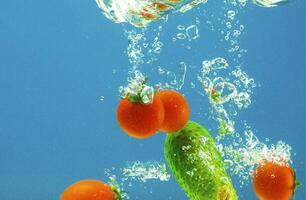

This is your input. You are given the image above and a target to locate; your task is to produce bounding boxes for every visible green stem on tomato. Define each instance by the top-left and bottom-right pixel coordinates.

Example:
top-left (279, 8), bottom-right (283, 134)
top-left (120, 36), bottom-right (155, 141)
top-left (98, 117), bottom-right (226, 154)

top-left (123, 76), bottom-right (157, 104)
top-left (292, 170), bottom-right (301, 199)
top-left (110, 185), bottom-right (123, 200)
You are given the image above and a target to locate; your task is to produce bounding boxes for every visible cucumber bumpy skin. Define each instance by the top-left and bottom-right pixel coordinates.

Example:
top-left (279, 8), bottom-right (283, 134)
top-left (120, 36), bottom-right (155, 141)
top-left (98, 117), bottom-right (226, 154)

top-left (165, 121), bottom-right (238, 200)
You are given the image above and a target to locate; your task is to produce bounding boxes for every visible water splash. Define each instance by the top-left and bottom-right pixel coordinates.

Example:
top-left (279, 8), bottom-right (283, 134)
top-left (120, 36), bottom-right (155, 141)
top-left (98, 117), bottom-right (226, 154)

top-left (120, 71), bottom-right (155, 104)
top-left (97, 0), bottom-right (209, 27)
top-left (217, 125), bottom-right (293, 182)
top-left (252, 0), bottom-right (289, 7)
top-left (199, 57), bottom-right (292, 182)
top-left (122, 161), bottom-right (171, 182)
top-left (198, 57), bottom-right (255, 134)
top-left (104, 161), bottom-right (171, 199)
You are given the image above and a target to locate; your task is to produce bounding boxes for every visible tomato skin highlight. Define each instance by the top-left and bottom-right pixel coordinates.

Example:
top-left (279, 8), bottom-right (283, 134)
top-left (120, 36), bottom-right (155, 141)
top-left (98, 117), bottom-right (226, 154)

top-left (156, 90), bottom-right (190, 133)
top-left (117, 97), bottom-right (165, 138)
top-left (60, 180), bottom-right (115, 200)
top-left (253, 162), bottom-right (295, 200)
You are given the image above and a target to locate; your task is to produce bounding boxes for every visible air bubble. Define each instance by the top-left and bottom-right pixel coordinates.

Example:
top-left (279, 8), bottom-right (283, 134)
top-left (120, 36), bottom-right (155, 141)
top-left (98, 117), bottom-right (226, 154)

top-left (186, 25), bottom-right (200, 40)
top-left (177, 33), bottom-right (187, 40)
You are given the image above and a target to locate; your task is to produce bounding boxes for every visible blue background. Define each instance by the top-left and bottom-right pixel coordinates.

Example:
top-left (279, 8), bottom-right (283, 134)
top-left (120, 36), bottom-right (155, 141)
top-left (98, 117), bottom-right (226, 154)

top-left (0, 0), bottom-right (305, 199)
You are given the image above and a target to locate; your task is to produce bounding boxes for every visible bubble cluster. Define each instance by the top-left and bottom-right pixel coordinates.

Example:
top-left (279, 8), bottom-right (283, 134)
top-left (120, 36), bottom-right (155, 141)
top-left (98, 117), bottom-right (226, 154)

top-left (197, 56), bottom-right (292, 182)
top-left (120, 71), bottom-right (155, 104)
top-left (198, 57), bottom-right (255, 134)
top-left (122, 161), bottom-right (171, 182)
top-left (177, 25), bottom-right (200, 41)
top-left (217, 126), bottom-right (293, 182)
top-left (217, 1), bottom-right (248, 64)
top-left (125, 30), bottom-right (145, 68)
top-left (125, 28), bottom-right (164, 70)
top-left (104, 161), bottom-right (171, 199)
top-left (173, 24), bottom-right (200, 43)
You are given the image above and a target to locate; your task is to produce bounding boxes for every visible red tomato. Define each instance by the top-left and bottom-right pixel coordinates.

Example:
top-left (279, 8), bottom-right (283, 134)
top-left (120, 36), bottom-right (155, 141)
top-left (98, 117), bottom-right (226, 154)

top-left (60, 180), bottom-right (115, 200)
top-left (116, 96), bottom-right (165, 138)
top-left (253, 162), bottom-right (296, 200)
top-left (155, 90), bottom-right (190, 133)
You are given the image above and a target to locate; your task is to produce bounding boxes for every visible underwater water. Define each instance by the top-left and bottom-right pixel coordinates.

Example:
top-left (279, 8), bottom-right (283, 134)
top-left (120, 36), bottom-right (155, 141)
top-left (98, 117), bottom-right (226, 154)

top-left (0, 0), bottom-right (306, 199)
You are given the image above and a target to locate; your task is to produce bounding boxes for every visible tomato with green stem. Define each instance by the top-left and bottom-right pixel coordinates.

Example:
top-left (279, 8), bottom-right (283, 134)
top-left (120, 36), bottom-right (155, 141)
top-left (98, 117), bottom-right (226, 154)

top-left (117, 96), bottom-right (165, 138)
top-left (253, 161), bottom-right (300, 200)
top-left (60, 180), bottom-right (122, 200)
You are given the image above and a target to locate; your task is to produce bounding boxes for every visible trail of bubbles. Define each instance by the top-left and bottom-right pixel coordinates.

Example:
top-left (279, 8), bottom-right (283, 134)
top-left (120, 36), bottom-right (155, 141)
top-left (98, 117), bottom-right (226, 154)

top-left (198, 57), bottom-right (292, 183)
top-left (125, 27), bottom-right (164, 70)
top-left (104, 161), bottom-right (171, 199)
top-left (198, 57), bottom-right (255, 134)
top-left (122, 161), bottom-right (171, 182)
top-left (193, 1), bottom-right (293, 184)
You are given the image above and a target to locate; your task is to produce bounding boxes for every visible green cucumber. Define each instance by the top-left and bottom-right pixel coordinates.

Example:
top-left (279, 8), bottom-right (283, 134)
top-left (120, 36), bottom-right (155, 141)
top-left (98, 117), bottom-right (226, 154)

top-left (165, 121), bottom-right (238, 200)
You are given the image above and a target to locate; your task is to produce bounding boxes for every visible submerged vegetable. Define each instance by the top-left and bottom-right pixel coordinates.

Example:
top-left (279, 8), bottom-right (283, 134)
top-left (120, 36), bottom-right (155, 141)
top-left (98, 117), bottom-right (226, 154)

top-left (60, 180), bottom-right (122, 200)
top-left (156, 90), bottom-right (190, 133)
top-left (117, 97), bottom-right (165, 139)
top-left (253, 161), bottom-right (299, 200)
top-left (165, 121), bottom-right (238, 200)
